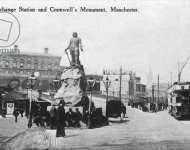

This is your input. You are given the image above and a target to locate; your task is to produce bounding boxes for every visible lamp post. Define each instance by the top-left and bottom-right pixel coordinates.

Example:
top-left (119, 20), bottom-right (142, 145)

top-left (27, 72), bottom-right (38, 128)
top-left (49, 77), bottom-right (60, 105)
top-left (52, 77), bottom-right (59, 92)
top-left (103, 76), bottom-right (111, 119)
top-left (87, 79), bottom-right (95, 129)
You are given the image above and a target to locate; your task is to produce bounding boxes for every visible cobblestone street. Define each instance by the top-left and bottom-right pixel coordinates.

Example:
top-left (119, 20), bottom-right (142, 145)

top-left (0, 116), bottom-right (28, 146)
top-left (3, 97), bottom-right (190, 150)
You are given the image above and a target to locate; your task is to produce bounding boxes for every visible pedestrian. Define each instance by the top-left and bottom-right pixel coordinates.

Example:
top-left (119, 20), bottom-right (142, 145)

top-left (20, 109), bottom-right (24, 117)
top-left (56, 100), bottom-right (66, 137)
top-left (49, 105), bottom-right (56, 129)
top-left (66, 108), bottom-right (75, 127)
top-left (74, 108), bottom-right (82, 127)
top-left (13, 109), bottom-right (19, 123)
top-left (121, 103), bottom-right (126, 118)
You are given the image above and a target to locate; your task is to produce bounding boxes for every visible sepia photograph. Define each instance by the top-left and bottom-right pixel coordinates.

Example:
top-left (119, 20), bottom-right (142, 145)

top-left (0, 0), bottom-right (190, 149)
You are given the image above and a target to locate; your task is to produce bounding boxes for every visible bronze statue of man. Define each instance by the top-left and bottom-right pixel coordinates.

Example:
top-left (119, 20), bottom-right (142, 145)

top-left (65, 32), bottom-right (83, 66)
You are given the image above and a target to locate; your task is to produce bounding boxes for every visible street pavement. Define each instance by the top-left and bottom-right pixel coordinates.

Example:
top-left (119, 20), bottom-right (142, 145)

top-left (0, 115), bottom-right (28, 146)
top-left (3, 96), bottom-right (190, 150)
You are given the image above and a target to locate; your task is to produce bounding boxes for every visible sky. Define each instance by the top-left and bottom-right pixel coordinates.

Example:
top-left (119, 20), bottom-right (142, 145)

top-left (2, 0), bottom-right (190, 84)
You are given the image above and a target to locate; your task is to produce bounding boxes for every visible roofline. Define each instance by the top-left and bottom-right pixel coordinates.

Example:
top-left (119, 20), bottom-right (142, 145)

top-left (1, 51), bottom-right (62, 58)
top-left (173, 82), bottom-right (190, 85)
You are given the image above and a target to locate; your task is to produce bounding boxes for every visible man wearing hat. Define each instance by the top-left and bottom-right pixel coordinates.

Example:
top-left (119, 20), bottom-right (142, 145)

top-left (56, 100), bottom-right (66, 137)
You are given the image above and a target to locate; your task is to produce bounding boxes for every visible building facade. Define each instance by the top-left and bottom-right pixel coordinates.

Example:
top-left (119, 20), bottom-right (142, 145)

top-left (100, 71), bottom-right (146, 102)
top-left (100, 74), bottom-right (129, 98)
top-left (0, 45), bottom-right (63, 91)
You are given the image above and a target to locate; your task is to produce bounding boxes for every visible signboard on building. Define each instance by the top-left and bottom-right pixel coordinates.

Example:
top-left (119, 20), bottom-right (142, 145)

top-left (6, 103), bottom-right (14, 115)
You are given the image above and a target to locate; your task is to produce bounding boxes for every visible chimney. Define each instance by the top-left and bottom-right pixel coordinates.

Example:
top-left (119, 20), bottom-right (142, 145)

top-left (44, 48), bottom-right (49, 54)
top-left (14, 45), bottom-right (20, 53)
top-left (14, 45), bottom-right (18, 50)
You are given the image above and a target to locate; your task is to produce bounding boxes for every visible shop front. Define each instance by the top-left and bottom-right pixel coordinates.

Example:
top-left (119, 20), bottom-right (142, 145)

top-left (1, 91), bottom-right (28, 116)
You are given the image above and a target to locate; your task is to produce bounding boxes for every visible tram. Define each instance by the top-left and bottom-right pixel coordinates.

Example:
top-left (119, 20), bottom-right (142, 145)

top-left (168, 82), bottom-right (190, 119)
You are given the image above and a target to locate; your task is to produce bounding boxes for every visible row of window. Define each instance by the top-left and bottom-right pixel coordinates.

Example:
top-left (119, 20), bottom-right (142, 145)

top-left (0, 69), bottom-right (58, 76)
top-left (0, 56), bottom-right (60, 68)
top-left (136, 84), bottom-right (146, 92)
top-left (0, 61), bottom-right (60, 70)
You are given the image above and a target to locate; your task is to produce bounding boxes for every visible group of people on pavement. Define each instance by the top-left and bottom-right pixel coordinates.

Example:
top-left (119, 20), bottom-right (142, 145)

top-left (48, 100), bottom-right (83, 137)
top-left (129, 101), bottom-right (168, 113)
top-left (49, 104), bottom-right (83, 129)
top-left (27, 100), bottom-right (83, 137)
top-left (11, 100), bottom-right (83, 132)
top-left (66, 108), bottom-right (82, 127)
top-left (11, 96), bottom-right (108, 137)
top-left (13, 109), bottom-right (24, 123)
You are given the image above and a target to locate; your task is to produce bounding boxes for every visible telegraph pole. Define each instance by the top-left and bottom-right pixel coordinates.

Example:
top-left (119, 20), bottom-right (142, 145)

top-left (157, 75), bottom-right (160, 103)
top-left (119, 67), bottom-right (122, 102)
top-left (170, 72), bottom-right (173, 86)
top-left (152, 84), bottom-right (154, 103)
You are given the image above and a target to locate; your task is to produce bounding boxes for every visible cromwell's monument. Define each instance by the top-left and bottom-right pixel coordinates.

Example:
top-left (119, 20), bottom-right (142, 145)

top-left (65, 32), bottom-right (83, 66)
top-left (54, 32), bottom-right (87, 106)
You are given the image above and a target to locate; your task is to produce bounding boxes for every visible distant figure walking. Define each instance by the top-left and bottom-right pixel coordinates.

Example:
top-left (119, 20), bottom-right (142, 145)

top-left (13, 109), bottom-right (19, 123)
top-left (20, 109), bottom-right (24, 117)
top-left (66, 108), bottom-right (75, 127)
top-left (74, 108), bottom-right (82, 127)
top-left (49, 105), bottom-right (56, 129)
top-left (65, 32), bottom-right (83, 66)
top-left (56, 100), bottom-right (66, 137)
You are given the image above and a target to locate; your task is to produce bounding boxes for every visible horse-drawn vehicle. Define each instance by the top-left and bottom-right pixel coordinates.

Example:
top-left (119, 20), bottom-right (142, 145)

top-left (107, 100), bottom-right (126, 119)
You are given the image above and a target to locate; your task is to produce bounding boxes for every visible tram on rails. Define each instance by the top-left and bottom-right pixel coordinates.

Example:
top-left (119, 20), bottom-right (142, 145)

top-left (168, 82), bottom-right (190, 119)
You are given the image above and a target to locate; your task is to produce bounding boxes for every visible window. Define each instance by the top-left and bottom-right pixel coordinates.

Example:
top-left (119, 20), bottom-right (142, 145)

top-left (12, 61), bottom-right (16, 68)
top-left (136, 84), bottom-right (140, 92)
top-left (34, 59), bottom-right (38, 69)
top-left (17, 61), bottom-right (20, 68)
top-left (0, 61), bottom-right (2, 67)
top-left (20, 58), bottom-right (24, 69)
top-left (142, 86), bottom-right (145, 92)
top-left (5, 61), bottom-right (9, 68)
top-left (39, 60), bottom-right (43, 70)
top-left (34, 59), bottom-right (38, 65)
top-left (41, 63), bottom-right (44, 69)
top-left (2, 59), bottom-right (6, 68)
top-left (27, 59), bottom-right (31, 69)
top-left (48, 64), bottom-right (51, 70)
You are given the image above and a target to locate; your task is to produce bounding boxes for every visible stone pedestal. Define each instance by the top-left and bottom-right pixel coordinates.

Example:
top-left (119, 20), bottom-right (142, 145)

top-left (54, 65), bottom-right (86, 106)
